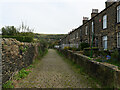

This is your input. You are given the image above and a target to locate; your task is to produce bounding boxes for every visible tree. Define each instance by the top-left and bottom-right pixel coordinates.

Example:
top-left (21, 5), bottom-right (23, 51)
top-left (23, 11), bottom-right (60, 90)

top-left (19, 22), bottom-right (34, 33)
top-left (2, 26), bottom-right (19, 36)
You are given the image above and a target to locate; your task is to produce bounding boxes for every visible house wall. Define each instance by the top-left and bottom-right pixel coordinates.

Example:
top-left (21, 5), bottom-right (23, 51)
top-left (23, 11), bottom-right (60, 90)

top-left (60, 1), bottom-right (120, 50)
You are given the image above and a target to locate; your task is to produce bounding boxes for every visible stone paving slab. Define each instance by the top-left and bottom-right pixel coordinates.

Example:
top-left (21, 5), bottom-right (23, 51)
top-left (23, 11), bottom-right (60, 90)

top-left (14, 49), bottom-right (99, 88)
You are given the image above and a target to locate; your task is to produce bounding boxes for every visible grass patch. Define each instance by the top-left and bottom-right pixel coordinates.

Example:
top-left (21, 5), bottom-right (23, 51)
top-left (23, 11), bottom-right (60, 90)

top-left (2, 80), bottom-right (14, 88)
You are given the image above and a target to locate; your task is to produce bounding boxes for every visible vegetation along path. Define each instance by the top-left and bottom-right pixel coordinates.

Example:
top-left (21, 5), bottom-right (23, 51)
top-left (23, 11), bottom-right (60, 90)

top-left (14, 49), bottom-right (100, 88)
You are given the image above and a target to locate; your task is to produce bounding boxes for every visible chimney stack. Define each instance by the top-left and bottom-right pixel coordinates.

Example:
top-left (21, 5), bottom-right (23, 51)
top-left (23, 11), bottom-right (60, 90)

top-left (83, 17), bottom-right (89, 24)
top-left (105, 0), bottom-right (116, 8)
top-left (91, 9), bottom-right (98, 18)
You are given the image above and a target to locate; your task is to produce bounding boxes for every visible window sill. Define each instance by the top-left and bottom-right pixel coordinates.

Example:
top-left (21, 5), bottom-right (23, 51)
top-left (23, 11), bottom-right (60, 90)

top-left (116, 22), bottom-right (120, 25)
top-left (103, 28), bottom-right (107, 30)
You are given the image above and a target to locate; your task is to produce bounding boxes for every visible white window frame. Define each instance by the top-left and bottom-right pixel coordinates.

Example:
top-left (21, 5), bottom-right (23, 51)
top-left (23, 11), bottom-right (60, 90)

top-left (85, 26), bottom-right (88, 35)
top-left (117, 5), bottom-right (120, 23)
top-left (73, 34), bottom-right (75, 39)
top-left (103, 15), bottom-right (107, 29)
top-left (92, 22), bottom-right (94, 33)
top-left (102, 36), bottom-right (107, 50)
top-left (117, 32), bottom-right (120, 48)
top-left (76, 32), bottom-right (78, 38)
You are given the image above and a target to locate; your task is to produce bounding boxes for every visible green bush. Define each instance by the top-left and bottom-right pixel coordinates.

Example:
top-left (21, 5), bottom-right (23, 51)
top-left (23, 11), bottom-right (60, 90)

top-left (79, 42), bottom-right (90, 50)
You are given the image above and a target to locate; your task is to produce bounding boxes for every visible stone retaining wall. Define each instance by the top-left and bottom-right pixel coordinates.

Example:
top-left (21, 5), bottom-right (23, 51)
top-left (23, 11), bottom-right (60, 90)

top-left (58, 49), bottom-right (120, 88)
top-left (2, 38), bottom-right (40, 83)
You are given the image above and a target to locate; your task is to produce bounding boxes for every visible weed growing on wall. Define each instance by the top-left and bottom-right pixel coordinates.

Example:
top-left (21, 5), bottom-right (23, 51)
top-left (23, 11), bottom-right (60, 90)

top-left (19, 46), bottom-right (28, 53)
top-left (14, 69), bottom-right (31, 80)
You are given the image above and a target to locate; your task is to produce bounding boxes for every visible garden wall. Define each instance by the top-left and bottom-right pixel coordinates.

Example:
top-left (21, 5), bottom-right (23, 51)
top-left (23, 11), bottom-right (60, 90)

top-left (58, 49), bottom-right (120, 88)
top-left (2, 38), bottom-right (42, 83)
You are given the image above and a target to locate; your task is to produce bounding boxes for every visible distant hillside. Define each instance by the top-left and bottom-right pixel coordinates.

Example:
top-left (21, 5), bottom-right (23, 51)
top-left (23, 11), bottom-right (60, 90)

top-left (34, 33), bottom-right (66, 42)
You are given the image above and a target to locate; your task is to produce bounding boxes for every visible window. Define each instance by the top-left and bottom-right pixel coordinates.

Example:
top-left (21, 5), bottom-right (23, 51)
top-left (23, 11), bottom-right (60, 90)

top-left (117, 32), bottom-right (120, 48)
top-left (117, 5), bottom-right (120, 23)
top-left (103, 15), bottom-right (107, 29)
top-left (76, 32), bottom-right (78, 38)
top-left (102, 36), bottom-right (107, 50)
top-left (92, 22), bottom-right (94, 33)
top-left (85, 26), bottom-right (88, 35)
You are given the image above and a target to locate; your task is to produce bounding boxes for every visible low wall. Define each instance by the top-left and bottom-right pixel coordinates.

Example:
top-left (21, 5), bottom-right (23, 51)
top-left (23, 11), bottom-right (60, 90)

top-left (2, 38), bottom-right (41, 83)
top-left (58, 49), bottom-right (120, 88)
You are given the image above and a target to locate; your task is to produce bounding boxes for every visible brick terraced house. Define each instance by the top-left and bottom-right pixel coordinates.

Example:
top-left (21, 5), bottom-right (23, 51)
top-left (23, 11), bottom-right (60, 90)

top-left (60, 0), bottom-right (120, 50)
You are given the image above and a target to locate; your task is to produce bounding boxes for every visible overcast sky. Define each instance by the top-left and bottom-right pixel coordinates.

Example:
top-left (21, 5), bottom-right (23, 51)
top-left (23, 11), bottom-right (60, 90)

top-left (0, 0), bottom-right (107, 34)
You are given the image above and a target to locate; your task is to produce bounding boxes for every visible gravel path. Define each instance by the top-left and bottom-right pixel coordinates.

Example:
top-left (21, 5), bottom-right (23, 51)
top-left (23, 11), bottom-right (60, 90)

top-left (14, 49), bottom-right (99, 88)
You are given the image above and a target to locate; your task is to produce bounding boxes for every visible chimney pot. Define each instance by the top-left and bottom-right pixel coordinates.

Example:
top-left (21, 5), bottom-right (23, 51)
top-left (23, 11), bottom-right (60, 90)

top-left (83, 17), bottom-right (89, 24)
top-left (91, 9), bottom-right (99, 18)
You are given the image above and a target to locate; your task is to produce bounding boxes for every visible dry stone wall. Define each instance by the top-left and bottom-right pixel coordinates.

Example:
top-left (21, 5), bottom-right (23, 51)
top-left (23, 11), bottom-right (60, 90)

top-left (58, 49), bottom-right (120, 88)
top-left (2, 38), bottom-right (40, 83)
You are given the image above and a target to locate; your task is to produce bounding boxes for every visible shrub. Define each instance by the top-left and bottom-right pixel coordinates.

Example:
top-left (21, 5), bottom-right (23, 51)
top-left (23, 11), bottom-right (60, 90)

top-left (84, 47), bottom-right (99, 57)
top-left (84, 50), bottom-right (91, 56)
top-left (111, 50), bottom-right (119, 61)
top-left (2, 35), bottom-right (33, 42)
top-left (64, 46), bottom-right (70, 50)
top-left (16, 36), bottom-right (33, 42)
top-left (99, 50), bottom-right (108, 57)
top-left (78, 42), bottom-right (90, 50)
top-left (72, 47), bottom-right (77, 51)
